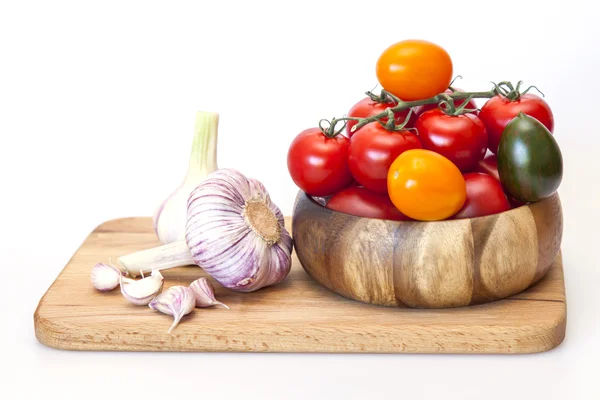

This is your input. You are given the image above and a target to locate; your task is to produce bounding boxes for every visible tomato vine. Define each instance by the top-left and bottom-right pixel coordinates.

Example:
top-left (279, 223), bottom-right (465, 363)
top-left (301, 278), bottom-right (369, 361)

top-left (323, 80), bottom-right (543, 136)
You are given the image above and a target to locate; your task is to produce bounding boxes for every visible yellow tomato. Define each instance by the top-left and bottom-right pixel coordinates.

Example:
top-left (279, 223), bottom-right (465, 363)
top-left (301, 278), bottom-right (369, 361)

top-left (376, 40), bottom-right (453, 101)
top-left (387, 149), bottom-right (466, 221)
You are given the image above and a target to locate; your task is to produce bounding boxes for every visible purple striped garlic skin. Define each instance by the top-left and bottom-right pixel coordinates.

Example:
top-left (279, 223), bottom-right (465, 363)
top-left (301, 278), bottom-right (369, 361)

top-left (149, 285), bottom-right (196, 333)
top-left (185, 168), bottom-right (293, 292)
top-left (189, 277), bottom-right (229, 308)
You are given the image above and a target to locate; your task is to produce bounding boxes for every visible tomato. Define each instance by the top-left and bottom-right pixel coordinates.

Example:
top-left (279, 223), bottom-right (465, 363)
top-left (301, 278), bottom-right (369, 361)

top-left (287, 128), bottom-right (353, 197)
top-left (326, 186), bottom-right (411, 221)
top-left (345, 179), bottom-right (361, 188)
top-left (345, 97), bottom-right (415, 137)
top-left (387, 149), bottom-right (466, 221)
top-left (475, 153), bottom-right (499, 180)
top-left (414, 89), bottom-right (478, 117)
top-left (376, 40), bottom-right (453, 101)
top-left (497, 112), bottom-right (562, 203)
top-left (348, 122), bottom-right (422, 193)
top-left (453, 173), bottom-right (510, 219)
top-left (509, 197), bottom-right (527, 209)
top-left (479, 94), bottom-right (554, 154)
top-left (414, 109), bottom-right (488, 172)
top-left (474, 154), bottom-right (528, 208)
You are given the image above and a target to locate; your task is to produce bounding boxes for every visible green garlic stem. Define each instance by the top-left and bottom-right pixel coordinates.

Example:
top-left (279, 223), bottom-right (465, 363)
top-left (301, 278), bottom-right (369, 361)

top-left (185, 111), bottom-right (219, 184)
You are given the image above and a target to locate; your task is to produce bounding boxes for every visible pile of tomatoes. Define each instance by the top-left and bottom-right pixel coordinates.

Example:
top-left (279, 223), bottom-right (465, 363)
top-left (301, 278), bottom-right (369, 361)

top-left (287, 39), bottom-right (560, 222)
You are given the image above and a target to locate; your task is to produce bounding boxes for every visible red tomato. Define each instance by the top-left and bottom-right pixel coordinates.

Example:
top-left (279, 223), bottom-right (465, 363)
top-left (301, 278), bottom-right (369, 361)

top-left (345, 179), bottom-right (361, 188)
top-left (453, 173), bottom-right (511, 219)
top-left (346, 97), bottom-right (414, 137)
top-left (474, 154), bottom-right (528, 208)
top-left (287, 128), bottom-right (353, 197)
top-left (475, 153), bottom-right (499, 180)
top-left (414, 89), bottom-right (478, 117)
top-left (414, 109), bottom-right (487, 172)
top-left (348, 122), bottom-right (422, 193)
top-left (479, 94), bottom-right (554, 154)
top-left (326, 186), bottom-right (411, 221)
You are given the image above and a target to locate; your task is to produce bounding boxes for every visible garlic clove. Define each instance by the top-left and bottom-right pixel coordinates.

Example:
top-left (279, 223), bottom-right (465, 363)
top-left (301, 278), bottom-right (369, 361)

top-left (149, 285), bottom-right (196, 333)
top-left (120, 269), bottom-right (164, 305)
top-left (91, 263), bottom-right (131, 291)
top-left (189, 278), bottom-right (229, 309)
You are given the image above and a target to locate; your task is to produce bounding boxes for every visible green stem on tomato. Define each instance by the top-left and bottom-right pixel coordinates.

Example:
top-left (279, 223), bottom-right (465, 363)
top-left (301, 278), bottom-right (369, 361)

top-left (366, 89), bottom-right (396, 104)
top-left (319, 117), bottom-right (358, 138)
top-left (438, 94), bottom-right (479, 117)
top-left (384, 109), bottom-right (396, 130)
top-left (351, 88), bottom-right (499, 132)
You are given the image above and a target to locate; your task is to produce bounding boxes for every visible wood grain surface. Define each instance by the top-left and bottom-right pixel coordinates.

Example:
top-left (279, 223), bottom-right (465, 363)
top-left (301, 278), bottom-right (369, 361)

top-left (34, 217), bottom-right (566, 354)
top-left (293, 192), bottom-right (563, 308)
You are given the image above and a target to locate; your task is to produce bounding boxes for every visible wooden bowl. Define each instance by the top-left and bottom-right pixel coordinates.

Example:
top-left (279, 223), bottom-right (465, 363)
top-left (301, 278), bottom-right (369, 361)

top-left (292, 190), bottom-right (563, 308)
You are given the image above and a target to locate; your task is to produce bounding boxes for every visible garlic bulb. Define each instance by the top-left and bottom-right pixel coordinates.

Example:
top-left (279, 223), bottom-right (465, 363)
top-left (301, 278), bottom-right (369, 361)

top-left (118, 168), bottom-right (293, 292)
top-left (189, 278), bottom-right (229, 309)
top-left (120, 269), bottom-right (164, 305)
top-left (153, 111), bottom-right (219, 244)
top-left (149, 285), bottom-right (196, 333)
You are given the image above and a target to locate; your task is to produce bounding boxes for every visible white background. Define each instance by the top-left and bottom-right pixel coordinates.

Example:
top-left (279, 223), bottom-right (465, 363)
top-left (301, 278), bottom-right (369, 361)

top-left (1, 0), bottom-right (598, 398)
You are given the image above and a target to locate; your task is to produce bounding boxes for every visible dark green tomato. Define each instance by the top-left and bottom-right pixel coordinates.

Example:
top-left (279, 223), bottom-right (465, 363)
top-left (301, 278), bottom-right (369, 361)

top-left (497, 112), bottom-right (563, 202)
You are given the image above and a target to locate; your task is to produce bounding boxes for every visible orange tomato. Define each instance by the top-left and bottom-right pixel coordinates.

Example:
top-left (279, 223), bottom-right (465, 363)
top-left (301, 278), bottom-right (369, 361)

top-left (376, 40), bottom-right (453, 101)
top-left (387, 149), bottom-right (466, 221)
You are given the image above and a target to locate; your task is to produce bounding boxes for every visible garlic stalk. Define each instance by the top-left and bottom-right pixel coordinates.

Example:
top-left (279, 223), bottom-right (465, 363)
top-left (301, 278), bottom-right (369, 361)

top-left (189, 278), bottom-right (229, 309)
top-left (120, 269), bottom-right (164, 305)
top-left (149, 285), bottom-right (196, 333)
top-left (153, 111), bottom-right (219, 244)
top-left (91, 263), bottom-right (132, 291)
top-left (119, 168), bottom-right (293, 292)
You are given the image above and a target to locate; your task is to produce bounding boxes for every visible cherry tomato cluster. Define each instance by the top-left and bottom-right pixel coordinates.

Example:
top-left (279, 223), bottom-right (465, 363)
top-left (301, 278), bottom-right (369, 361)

top-left (287, 39), bottom-right (557, 222)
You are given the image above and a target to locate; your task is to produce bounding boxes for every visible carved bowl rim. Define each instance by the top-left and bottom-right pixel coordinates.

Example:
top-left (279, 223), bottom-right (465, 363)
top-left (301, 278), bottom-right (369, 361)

top-left (302, 191), bottom-right (537, 224)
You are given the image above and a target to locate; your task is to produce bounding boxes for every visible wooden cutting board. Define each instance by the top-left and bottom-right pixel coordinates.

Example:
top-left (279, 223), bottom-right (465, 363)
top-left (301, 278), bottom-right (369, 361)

top-left (34, 217), bottom-right (566, 354)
